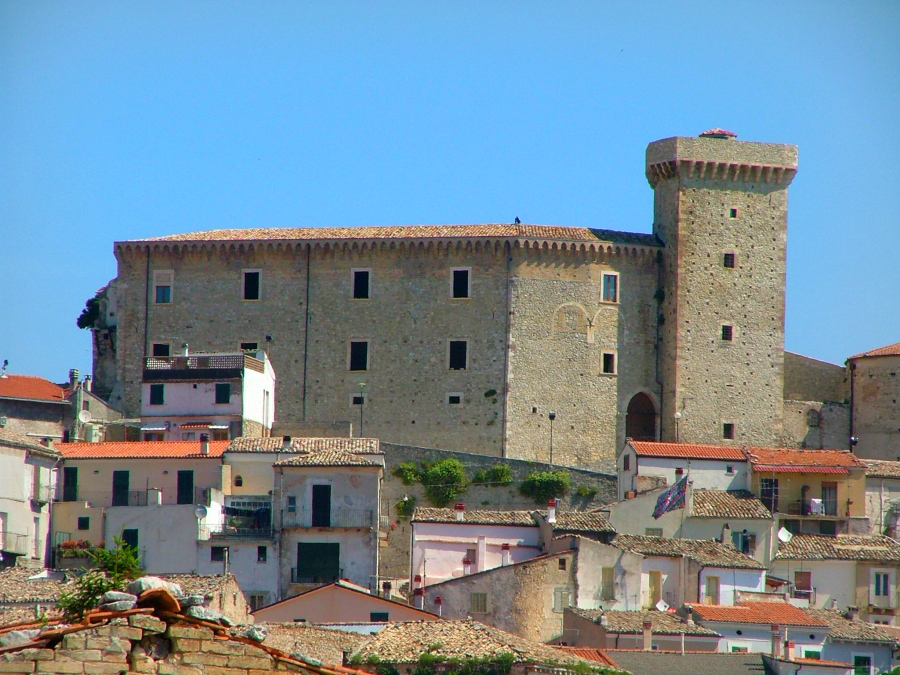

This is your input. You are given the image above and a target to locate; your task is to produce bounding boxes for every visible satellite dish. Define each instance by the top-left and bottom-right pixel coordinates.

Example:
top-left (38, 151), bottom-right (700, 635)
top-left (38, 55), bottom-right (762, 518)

top-left (194, 505), bottom-right (208, 520)
top-left (777, 527), bottom-right (793, 543)
top-left (78, 409), bottom-right (92, 424)
top-left (655, 599), bottom-right (670, 612)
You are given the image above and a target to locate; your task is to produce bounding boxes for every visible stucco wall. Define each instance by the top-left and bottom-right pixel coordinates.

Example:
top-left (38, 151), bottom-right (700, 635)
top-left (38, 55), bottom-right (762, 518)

top-left (618, 454), bottom-right (749, 500)
top-left (768, 559), bottom-right (857, 609)
top-left (0, 445), bottom-right (55, 563)
top-left (253, 585), bottom-right (438, 623)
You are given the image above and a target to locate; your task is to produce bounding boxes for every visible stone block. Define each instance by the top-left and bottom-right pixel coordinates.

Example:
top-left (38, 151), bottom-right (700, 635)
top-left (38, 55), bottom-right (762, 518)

top-left (56, 652), bottom-right (101, 663)
top-left (226, 656), bottom-right (271, 669)
top-left (167, 639), bottom-right (201, 654)
top-left (129, 659), bottom-right (157, 674)
top-left (201, 667), bottom-right (248, 675)
top-left (128, 616), bottom-right (166, 634)
top-left (156, 665), bottom-right (200, 675)
top-left (16, 652), bottom-right (53, 662)
top-left (35, 658), bottom-right (83, 674)
top-left (166, 626), bottom-right (213, 641)
top-left (83, 663), bottom-right (127, 675)
top-left (180, 652), bottom-right (227, 667)
top-left (203, 642), bottom-right (245, 656)
top-left (60, 636), bottom-right (85, 651)
top-left (0, 661), bottom-right (35, 674)
top-left (109, 627), bottom-right (142, 641)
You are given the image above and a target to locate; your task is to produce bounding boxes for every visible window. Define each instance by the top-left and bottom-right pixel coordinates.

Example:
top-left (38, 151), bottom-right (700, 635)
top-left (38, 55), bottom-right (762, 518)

top-left (729, 208), bottom-right (738, 219)
top-left (287, 496), bottom-right (296, 513)
top-left (242, 270), bottom-right (260, 300)
top-left (601, 567), bottom-right (615, 600)
top-left (602, 274), bottom-right (618, 303)
top-left (121, 528), bottom-right (138, 551)
top-left (821, 482), bottom-right (838, 517)
top-left (143, 432), bottom-right (164, 442)
top-left (794, 570), bottom-right (812, 599)
top-left (176, 470), bottom-right (194, 505)
top-left (854, 654), bottom-right (873, 675)
top-left (602, 352), bottom-right (616, 374)
top-left (731, 647), bottom-right (749, 653)
top-left (466, 548), bottom-right (477, 569)
top-left (447, 393), bottom-right (462, 405)
top-left (452, 269), bottom-right (470, 298)
top-left (761, 478), bottom-right (779, 512)
top-left (215, 383), bottom-right (231, 404)
top-left (726, 465), bottom-right (734, 474)
top-left (352, 270), bottom-right (371, 299)
top-left (77, 517), bottom-right (90, 531)
top-left (349, 341), bottom-right (369, 371)
top-left (149, 384), bottom-right (165, 406)
top-left (211, 546), bottom-right (227, 562)
top-left (807, 409), bottom-right (820, 427)
top-left (723, 423), bottom-right (735, 439)
top-left (553, 587), bottom-right (573, 612)
top-left (723, 253), bottom-right (736, 268)
top-left (804, 651), bottom-right (821, 660)
top-left (352, 393), bottom-right (366, 406)
top-left (471, 592), bottom-right (487, 613)
top-left (704, 576), bottom-right (720, 604)
top-left (247, 594), bottom-right (268, 611)
top-left (449, 340), bottom-right (468, 370)
top-left (370, 612), bottom-right (389, 622)
top-left (732, 531), bottom-right (756, 556)
top-left (721, 325), bottom-right (734, 341)
top-left (153, 271), bottom-right (173, 304)
top-left (234, 475), bottom-right (243, 487)
top-left (152, 343), bottom-right (170, 357)
top-left (296, 543), bottom-right (340, 583)
top-left (871, 570), bottom-right (892, 607)
top-left (558, 558), bottom-right (567, 571)
top-left (257, 546), bottom-right (267, 563)
top-left (240, 342), bottom-right (258, 351)
top-left (623, 454), bottom-right (630, 471)
top-left (181, 432), bottom-right (196, 441)
top-left (645, 528), bottom-right (663, 537)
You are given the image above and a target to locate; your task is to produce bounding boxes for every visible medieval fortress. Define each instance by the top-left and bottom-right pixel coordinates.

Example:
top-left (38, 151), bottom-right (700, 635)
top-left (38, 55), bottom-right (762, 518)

top-left (96, 131), bottom-right (853, 468)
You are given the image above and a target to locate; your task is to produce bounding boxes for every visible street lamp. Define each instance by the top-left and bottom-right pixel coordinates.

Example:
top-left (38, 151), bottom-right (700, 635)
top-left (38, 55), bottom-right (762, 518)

top-left (548, 412), bottom-right (557, 465)
top-left (674, 411), bottom-right (682, 443)
top-left (358, 383), bottom-right (367, 437)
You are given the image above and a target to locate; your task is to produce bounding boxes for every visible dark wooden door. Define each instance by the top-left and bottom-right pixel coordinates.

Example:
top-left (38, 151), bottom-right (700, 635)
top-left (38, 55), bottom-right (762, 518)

top-left (312, 485), bottom-right (331, 527)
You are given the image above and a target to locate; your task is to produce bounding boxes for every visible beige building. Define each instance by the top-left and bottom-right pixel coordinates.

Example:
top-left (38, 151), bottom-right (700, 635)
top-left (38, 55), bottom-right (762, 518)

top-left (99, 131), bottom-right (812, 468)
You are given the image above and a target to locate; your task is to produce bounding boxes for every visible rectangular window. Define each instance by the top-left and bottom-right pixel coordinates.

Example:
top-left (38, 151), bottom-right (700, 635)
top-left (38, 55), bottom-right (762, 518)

top-left (352, 393), bottom-right (366, 406)
top-left (558, 558), bottom-right (567, 571)
top-left (121, 528), bottom-right (138, 551)
top-left (804, 651), bottom-right (821, 660)
top-left (215, 383), bottom-right (231, 404)
top-left (466, 548), bottom-right (477, 569)
top-left (447, 393), bottom-right (462, 405)
top-left (287, 496), bottom-right (297, 513)
top-left (821, 482), bottom-right (838, 517)
top-left (449, 340), bottom-right (468, 370)
top-left (602, 352), bottom-right (616, 374)
top-left (721, 325), bottom-right (733, 341)
top-left (471, 592), bottom-right (487, 613)
top-left (704, 576), bottom-right (720, 605)
top-left (152, 343), bottom-right (170, 357)
top-left (176, 470), bottom-right (194, 505)
top-left (729, 208), bottom-right (738, 219)
top-left (181, 432), bottom-right (196, 441)
top-left (240, 342), bottom-right (258, 351)
top-left (248, 594), bottom-right (267, 611)
top-left (601, 567), bottom-right (615, 600)
top-left (794, 570), bottom-right (812, 600)
top-left (149, 384), bottom-right (165, 406)
top-left (243, 270), bottom-right (260, 300)
top-left (761, 478), bottom-right (779, 513)
top-left (352, 270), bottom-right (371, 299)
top-left (645, 528), bottom-right (663, 537)
top-left (153, 271), bottom-right (173, 304)
top-left (873, 571), bottom-right (891, 598)
top-left (723, 423), bottom-right (735, 439)
top-left (296, 542), bottom-right (340, 583)
top-left (211, 546), bottom-right (226, 562)
top-left (723, 253), bottom-right (736, 268)
top-left (349, 341), bottom-right (369, 371)
top-left (257, 546), bottom-right (267, 563)
top-left (854, 655), bottom-right (873, 675)
top-left (602, 274), bottom-right (618, 303)
top-left (732, 531), bottom-right (756, 556)
top-left (452, 269), bottom-right (470, 298)
top-left (623, 454), bottom-right (630, 471)
top-left (112, 471), bottom-right (130, 507)
top-left (62, 467), bottom-right (78, 502)
top-left (553, 587), bottom-right (572, 612)
top-left (726, 465), bottom-right (734, 474)
top-left (370, 612), bottom-right (389, 622)
top-left (77, 517), bottom-right (90, 531)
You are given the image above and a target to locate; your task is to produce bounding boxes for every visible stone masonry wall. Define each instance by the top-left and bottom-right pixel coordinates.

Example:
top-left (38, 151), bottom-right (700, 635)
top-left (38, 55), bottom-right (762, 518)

top-left (852, 354), bottom-right (900, 460)
top-left (783, 352), bottom-right (849, 403)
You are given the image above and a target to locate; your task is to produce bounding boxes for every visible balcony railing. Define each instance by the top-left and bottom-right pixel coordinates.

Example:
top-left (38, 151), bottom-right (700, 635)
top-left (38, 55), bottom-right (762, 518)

top-left (792, 587), bottom-right (817, 604)
top-left (204, 524), bottom-right (273, 540)
top-left (282, 508), bottom-right (375, 529)
top-left (0, 532), bottom-right (29, 555)
top-left (55, 487), bottom-right (215, 508)
top-left (291, 567), bottom-right (343, 584)
top-left (143, 353), bottom-right (264, 380)
top-left (785, 499), bottom-right (840, 517)
top-left (30, 484), bottom-right (54, 505)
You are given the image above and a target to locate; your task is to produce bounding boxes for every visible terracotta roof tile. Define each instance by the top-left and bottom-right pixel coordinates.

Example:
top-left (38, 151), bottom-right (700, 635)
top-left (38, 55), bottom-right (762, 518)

top-left (352, 619), bottom-right (589, 666)
top-left (123, 225), bottom-right (662, 248)
top-left (803, 609), bottom-right (898, 644)
top-left (774, 534), bottom-right (900, 562)
top-left (274, 451), bottom-right (383, 468)
top-left (699, 129), bottom-right (738, 138)
top-left (606, 650), bottom-right (765, 675)
top-left (158, 573), bottom-right (236, 598)
top-left (0, 375), bottom-right (67, 404)
top-left (849, 342), bottom-right (900, 359)
top-left (412, 508), bottom-right (536, 526)
top-left (612, 535), bottom-right (765, 569)
top-left (569, 609), bottom-right (719, 637)
top-left (689, 601), bottom-right (826, 627)
top-left (863, 459), bottom-right (900, 479)
top-left (628, 442), bottom-right (746, 461)
top-left (57, 440), bottom-right (229, 459)
top-left (552, 511), bottom-right (616, 534)
top-left (745, 447), bottom-right (863, 473)
top-left (261, 623), bottom-right (369, 665)
top-left (226, 437), bottom-right (379, 454)
top-left (0, 429), bottom-right (60, 456)
top-left (552, 647), bottom-right (618, 667)
top-left (690, 490), bottom-right (772, 519)
top-left (0, 567), bottom-right (72, 604)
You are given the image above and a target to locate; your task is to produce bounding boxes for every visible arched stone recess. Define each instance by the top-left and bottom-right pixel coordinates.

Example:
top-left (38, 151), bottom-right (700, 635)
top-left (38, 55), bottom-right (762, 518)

top-left (624, 391), bottom-right (659, 442)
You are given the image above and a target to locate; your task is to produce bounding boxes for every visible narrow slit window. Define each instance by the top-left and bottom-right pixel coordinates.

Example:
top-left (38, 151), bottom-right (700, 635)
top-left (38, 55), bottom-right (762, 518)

top-left (353, 270), bottom-right (370, 299)
top-left (721, 325), bottom-right (733, 341)
top-left (723, 423), bottom-right (735, 439)
top-left (349, 341), bottom-right (369, 371)
top-left (602, 352), bottom-right (616, 374)
top-left (452, 269), bottom-right (470, 298)
top-left (243, 270), bottom-right (260, 300)
top-left (723, 253), bottom-right (735, 268)
top-left (602, 274), bottom-right (618, 303)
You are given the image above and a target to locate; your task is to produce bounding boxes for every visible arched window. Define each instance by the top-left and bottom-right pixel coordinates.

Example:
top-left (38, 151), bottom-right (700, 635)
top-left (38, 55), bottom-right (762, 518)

top-left (806, 409), bottom-right (820, 427)
top-left (625, 393), bottom-right (656, 441)
top-left (234, 475), bottom-right (243, 487)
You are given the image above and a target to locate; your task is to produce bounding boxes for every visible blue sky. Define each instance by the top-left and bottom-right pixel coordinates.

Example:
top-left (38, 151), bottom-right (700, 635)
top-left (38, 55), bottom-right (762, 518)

top-left (1, 1), bottom-right (898, 383)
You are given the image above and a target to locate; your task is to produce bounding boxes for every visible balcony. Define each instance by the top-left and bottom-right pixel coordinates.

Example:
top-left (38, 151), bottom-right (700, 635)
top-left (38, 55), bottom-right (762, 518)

top-left (291, 567), bottom-right (343, 584)
top-left (204, 524), bottom-right (272, 540)
top-left (30, 484), bottom-right (54, 507)
top-left (790, 587), bottom-right (816, 607)
top-left (783, 499), bottom-right (842, 518)
top-left (55, 487), bottom-right (215, 508)
top-left (0, 532), bottom-right (28, 556)
top-left (282, 508), bottom-right (375, 529)
top-left (143, 353), bottom-right (263, 382)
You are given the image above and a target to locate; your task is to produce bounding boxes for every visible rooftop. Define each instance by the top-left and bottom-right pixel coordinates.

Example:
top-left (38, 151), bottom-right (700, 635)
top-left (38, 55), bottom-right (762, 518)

top-left (606, 650), bottom-right (766, 675)
top-left (688, 601), bottom-right (827, 627)
top-left (275, 451), bottom-right (383, 468)
top-left (57, 439), bottom-right (229, 459)
top-left (745, 447), bottom-right (864, 473)
top-left (0, 374), bottom-right (68, 404)
top-left (226, 436), bottom-right (379, 454)
top-left (774, 534), bottom-right (900, 562)
top-left (569, 609), bottom-right (719, 637)
top-left (260, 622), bottom-right (370, 666)
top-left (849, 341), bottom-right (900, 359)
top-left (803, 609), bottom-right (898, 644)
top-left (0, 429), bottom-right (60, 457)
top-left (0, 566), bottom-right (71, 605)
top-left (627, 441), bottom-right (746, 461)
top-left (612, 534), bottom-right (765, 569)
top-left (863, 459), bottom-right (900, 479)
top-left (412, 507), bottom-right (536, 526)
top-left (551, 511), bottom-right (616, 534)
top-left (690, 490), bottom-right (772, 520)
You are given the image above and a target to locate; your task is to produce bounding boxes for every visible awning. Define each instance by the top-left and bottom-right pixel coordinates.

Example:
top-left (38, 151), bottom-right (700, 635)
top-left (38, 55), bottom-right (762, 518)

top-left (140, 424), bottom-right (169, 432)
top-left (752, 466), bottom-right (848, 474)
top-left (180, 423), bottom-right (210, 430)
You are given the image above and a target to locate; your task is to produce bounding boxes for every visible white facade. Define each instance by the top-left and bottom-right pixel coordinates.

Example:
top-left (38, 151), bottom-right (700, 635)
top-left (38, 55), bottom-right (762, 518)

top-left (640, 556), bottom-right (682, 609)
top-left (769, 560), bottom-right (858, 610)
top-left (0, 440), bottom-right (57, 566)
top-left (196, 539), bottom-right (280, 610)
top-left (698, 567), bottom-right (766, 606)
top-left (704, 621), bottom-right (828, 656)
top-left (618, 452), bottom-right (749, 500)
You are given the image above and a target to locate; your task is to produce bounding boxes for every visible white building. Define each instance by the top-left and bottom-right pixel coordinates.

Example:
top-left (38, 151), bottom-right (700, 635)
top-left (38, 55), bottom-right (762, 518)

top-left (140, 350), bottom-right (275, 441)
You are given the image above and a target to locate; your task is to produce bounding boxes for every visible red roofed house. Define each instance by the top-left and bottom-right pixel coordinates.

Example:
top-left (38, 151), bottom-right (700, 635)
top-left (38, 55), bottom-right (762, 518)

top-left (0, 371), bottom-right (69, 440)
top-left (848, 341), bottom-right (900, 462)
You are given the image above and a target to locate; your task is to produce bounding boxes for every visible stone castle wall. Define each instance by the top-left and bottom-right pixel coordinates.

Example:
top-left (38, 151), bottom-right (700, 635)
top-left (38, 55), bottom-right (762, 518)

top-left (852, 354), bottom-right (900, 460)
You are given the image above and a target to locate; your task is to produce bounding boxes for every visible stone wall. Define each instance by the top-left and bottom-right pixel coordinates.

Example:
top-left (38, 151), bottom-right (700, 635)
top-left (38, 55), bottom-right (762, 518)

top-left (781, 400), bottom-right (850, 450)
top-left (0, 401), bottom-right (65, 440)
top-left (851, 354), bottom-right (900, 461)
top-left (783, 352), bottom-right (849, 403)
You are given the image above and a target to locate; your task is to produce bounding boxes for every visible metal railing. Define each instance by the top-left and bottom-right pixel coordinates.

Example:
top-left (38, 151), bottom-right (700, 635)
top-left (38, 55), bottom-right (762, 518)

top-left (291, 567), bottom-right (343, 584)
top-left (144, 354), bottom-right (263, 374)
top-left (785, 499), bottom-right (839, 517)
top-left (31, 484), bottom-right (54, 504)
top-left (792, 587), bottom-right (816, 604)
top-left (282, 508), bottom-right (375, 529)
top-left (204, 524), bottom-right (273, 539)
top-left (0, 532), bottom-right (29, 555)
top-left (55, 487), bottom-right (215, 508)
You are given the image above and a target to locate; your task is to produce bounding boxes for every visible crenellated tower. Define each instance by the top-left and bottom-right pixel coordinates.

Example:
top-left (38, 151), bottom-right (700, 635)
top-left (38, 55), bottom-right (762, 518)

top-left (647, 130), bottom-right (798, 447)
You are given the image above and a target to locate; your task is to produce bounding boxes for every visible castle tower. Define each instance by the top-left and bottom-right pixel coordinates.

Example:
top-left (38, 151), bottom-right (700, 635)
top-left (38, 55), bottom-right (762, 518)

top-left (646, 130), bottom-right (798, 447)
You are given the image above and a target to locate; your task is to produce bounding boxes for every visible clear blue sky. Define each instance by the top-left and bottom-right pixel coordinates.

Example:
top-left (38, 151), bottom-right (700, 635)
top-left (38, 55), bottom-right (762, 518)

top-left (1, 1), bottom-right (898, 383)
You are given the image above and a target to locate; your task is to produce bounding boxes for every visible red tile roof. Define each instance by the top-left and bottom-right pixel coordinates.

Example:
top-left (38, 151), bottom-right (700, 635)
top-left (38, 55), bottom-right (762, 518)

top-left (553, 647), bottom-right (618, 667)
top-left (688, 602), bottom-right (827, 627)
top-left (57, 440), bottom-right (229, 459)
top-left (0, 375), bottom-right (67, 403)
top-left (849, 342), bottom-right (900, 359)
top-left (628, 442), bottom-right (746, 461)
top-left (745, 448), bottom-right (864, 473)
top-left (699, 128), bottom-right (738, 138)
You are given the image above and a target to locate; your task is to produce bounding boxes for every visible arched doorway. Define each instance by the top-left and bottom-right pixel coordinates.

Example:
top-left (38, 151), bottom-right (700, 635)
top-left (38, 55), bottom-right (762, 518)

top-left (626, 393), bottom-right (657, 441)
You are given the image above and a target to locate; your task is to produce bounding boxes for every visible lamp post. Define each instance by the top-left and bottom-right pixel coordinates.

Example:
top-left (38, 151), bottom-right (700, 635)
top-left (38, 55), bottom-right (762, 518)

top-left (358, 383), bottom-right (367, 437)
top-left (674, 411), bottom-right (681, 443)
top-left (548, 412), bottom-right (556, 465)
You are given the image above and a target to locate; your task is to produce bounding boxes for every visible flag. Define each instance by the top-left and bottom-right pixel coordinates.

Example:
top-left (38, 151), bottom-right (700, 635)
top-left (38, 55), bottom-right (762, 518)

top-left (652, 475), bottom-right (688, 519)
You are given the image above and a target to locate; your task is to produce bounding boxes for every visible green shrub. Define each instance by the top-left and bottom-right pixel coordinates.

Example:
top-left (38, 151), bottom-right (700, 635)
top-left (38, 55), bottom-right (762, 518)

top-left (576, 484), bottom-right (599, 498)
top-left (396, 495), bottom-right (417, 519)
top-left (472, 469), bottom-right (489, 484)
top-left (487, 464), bottom-right (513, 485)
top-left (421, 459), bottom-right (468, 507)
top-left (392, 462), bottom-right (421, 485)
top-left (56, 537), bottom-right (142, 620)
top-left (519, 471), bottom-right (570, 504)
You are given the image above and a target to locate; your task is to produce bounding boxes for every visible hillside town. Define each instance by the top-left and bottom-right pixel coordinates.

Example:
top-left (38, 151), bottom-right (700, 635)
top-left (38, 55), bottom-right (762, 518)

top-left (3, 130), bottom-right (900, 675)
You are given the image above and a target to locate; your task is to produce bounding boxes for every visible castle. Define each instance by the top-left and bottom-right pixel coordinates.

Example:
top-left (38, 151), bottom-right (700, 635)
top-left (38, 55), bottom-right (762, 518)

top-left (95, 130), bottom-right (845, 469)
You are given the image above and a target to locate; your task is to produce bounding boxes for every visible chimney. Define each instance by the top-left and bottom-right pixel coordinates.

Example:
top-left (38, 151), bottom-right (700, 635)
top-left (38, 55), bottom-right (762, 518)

top-left (846, 606), bottom-right (859, 621)
top-left (83, 375), bottom-right (92, 392)
top-left (501, 543), bottom-right (511, 566)
top-left (41, 437), bottom-right (53, 449)
top-left (148, 488), bottom-right (162, 506)
top-left (642, 617), bottom-right (653, 651)
top-left (413, 574), bottom-right (422, 588)
top-left (434, 595), bottom-right (442, 617)
top-left (381, 581), bottom-right (392, 599)
top-left (625, 490), bottom-right (636, 500)
top-left (455, 503), bottom-right (465, 522)
top-left (463, 557), bottom-right (472, 575)
top-left (721, 522), bottom-right (731, 544)
top-left (785, 640), bottom-right (795, 660)
top-left (599, 614), bottom-right (608, 626)
top-left (771, 625), bottom-right (782, 658)
top-left (281, 435), bottom-right (292, 452)
top-left (684, 606), bottom-right (694, 626)
top-left (413, 587), bottom-right (424, 609)
top-left (69, 369), bottom-right (79, 389)
top-left (181, 343), bottom-right (189, 356)
top-left (547, 499), bottom-right (558, 524)
top-left (200, 433), bottom-right (210, 456)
